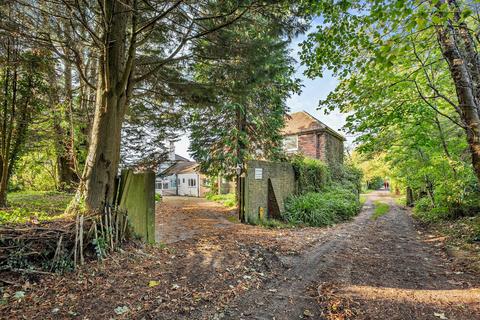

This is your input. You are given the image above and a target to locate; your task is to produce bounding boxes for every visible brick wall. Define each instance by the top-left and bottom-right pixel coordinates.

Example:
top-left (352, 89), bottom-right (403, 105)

top-left (324, 132), bottom-right (344, 165)
top-left (298, 133), bottom-right (317, 158)
top-left (243, 160), bottom-right (296, 224)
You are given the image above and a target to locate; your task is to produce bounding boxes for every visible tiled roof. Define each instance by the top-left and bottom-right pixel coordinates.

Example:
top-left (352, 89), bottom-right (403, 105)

top-left (160, 161), bottom-right (199, 176)
top-left (282, 111), bottom-right (345, 141)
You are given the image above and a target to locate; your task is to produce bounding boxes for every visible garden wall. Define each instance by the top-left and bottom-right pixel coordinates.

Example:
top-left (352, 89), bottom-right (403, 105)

top-left (243, 160), bottom-right (295, 223)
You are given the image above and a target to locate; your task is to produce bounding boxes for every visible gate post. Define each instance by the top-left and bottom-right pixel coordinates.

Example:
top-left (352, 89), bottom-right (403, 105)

top-left (117, 170), bottom-right (156, 243)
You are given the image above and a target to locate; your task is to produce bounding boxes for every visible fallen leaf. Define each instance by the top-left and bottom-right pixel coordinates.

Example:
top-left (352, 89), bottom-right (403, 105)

top-left (303, 309), bottom-right (314, 317)
top-left (148, 280), bottom-right (160, 287)
top-left (434, 312), bottom-right (448, 319)
top-left (13, 291), bottom-right (25, 300)
top-left (114, 306), bottom-right (129, 315)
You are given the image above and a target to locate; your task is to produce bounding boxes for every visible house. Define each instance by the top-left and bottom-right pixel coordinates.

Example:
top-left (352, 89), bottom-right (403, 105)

top-left (155, 142), bottom-right (212, 197)
top-left (281, 111), bottom-right (345, 164)
top-left (157, 161), bottom-right (211, 197)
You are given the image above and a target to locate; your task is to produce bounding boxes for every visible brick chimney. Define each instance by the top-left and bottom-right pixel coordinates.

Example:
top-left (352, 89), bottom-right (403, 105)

top-left (168, 141), bottom-right (175, 161)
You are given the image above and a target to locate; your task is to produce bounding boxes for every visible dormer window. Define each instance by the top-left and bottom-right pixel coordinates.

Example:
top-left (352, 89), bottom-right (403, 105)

top-left (283, 135), bottom-right (298, 151)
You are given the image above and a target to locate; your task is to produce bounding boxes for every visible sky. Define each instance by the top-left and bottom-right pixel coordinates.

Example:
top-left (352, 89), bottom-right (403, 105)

top-left (174, 25), bottom-right (350, 160)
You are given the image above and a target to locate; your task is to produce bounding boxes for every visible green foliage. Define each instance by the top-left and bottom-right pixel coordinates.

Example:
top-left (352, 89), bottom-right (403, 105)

top-left (154, 193), bottom-right (162, 202)
top-left (359, 194), bottom-right (367, 206)
top-left (291, 156), bottom-right (362, 195)
top-left (301, 0), bottom-right (480, 223)
top-left (92, 237), bottom-right (107, 260)
top-left (372, 201), bottom-right (390, 220)
top-left (330, 163), bottom-right (363, 196)
top-left (188, 10), bottom-right (302, 177)
top-left (0, 191), bottom-right (72, 224)
top-left (291, 156), bottom-right (330, 193)
top-left (258, 218), bottom-right (296, 229)
top-left (283, 156), bottom-right (363, 227)
top-left (206, 193), bottom-right (237, 208)
top-left (283, 188), bottom-right (361, 227)
top-left (413, 190), bottom-right (480, 223)
top-left (367, 177), bottom-right (384, 190)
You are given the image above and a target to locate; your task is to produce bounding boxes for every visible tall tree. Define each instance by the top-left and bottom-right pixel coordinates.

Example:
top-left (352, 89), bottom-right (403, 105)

top-left (7, 0), bottom-right (286, 212)
top-left (188, 13), bottom-right (302, 178)
top-left (301, 0), bottom-right (480, 186)
top-left (0, 36), bottom-right (47, 206)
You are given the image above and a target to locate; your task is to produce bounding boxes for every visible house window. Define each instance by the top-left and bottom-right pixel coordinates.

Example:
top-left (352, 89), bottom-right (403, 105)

top-left (163, 182), bottom-right (168, 189)
top-left (283, 135), bottom-right (298, 151)
top-left (156, 182), bottom-right (162, 189)
top-left (188, 178), bottom-right (196, 187)
top-left (182, 178), bottom-right (185, 183)
top-left (170, 180), bottom-right (177, 188)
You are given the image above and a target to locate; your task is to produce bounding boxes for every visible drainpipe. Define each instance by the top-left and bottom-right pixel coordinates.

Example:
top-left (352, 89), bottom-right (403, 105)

top-left (176, 174), bottom-right (179, 196)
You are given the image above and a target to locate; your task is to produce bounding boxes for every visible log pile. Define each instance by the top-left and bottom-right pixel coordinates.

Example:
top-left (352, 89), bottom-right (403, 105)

top-left (0, 206), bottom-right (130, 276)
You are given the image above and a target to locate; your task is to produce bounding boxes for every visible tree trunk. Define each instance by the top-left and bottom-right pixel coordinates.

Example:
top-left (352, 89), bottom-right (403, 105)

top-left (406, 186), bottom-right (414, 207)
top-left (236, 104), bottom-right (247, 222)
top-left (58, 60), bottom-right (79, 191)
top-left (69, 0), bottom-right (134, 212)
top-left (436, 5), bottom-right (480, 185)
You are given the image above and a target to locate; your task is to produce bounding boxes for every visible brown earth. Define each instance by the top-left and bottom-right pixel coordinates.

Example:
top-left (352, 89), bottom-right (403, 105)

top-left (1, 191), bottom-right (479, 319)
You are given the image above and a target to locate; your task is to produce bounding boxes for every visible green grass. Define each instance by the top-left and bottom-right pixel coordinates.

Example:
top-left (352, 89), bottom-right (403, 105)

top-left (258, 218), bottom-right (297, 229)
top-left (226, 215), bottom-right (239, 223)
top-left (371, 200), bottom-right (390, 220)
top-left (206, 193), bottom-right (237, 207)
top-left (359, 194), bottom-right (367, 207)
top-left (0, 191), bottom-right (73, 224)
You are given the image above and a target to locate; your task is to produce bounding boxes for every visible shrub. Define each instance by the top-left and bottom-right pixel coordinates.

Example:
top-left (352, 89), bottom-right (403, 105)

top-left (283, 187), bottom-right (361, 227)
top-left (330, 163), bottom-right (363, 196)
top-left (413, 197), bottom-right (450, 222)
top-left (291, 155), bottom-right (330, 193)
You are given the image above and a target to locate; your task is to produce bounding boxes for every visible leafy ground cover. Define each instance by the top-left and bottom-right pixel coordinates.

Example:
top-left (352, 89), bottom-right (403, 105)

top-left (419, 215), bottom-right (480, 273)
top-left (0, 191), bottom-right (73, 224)
top-left (2, 192), bottom-right (479, 319)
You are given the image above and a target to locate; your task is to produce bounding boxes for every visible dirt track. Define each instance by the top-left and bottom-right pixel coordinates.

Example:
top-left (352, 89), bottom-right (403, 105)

top-left (221, 191), bottom-right (480, 319)
top-left (2, 192), bottom-right (479, 319)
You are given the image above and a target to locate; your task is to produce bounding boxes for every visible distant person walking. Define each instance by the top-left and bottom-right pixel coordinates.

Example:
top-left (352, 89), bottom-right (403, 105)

top-left (384, 180), bottom-right (389, 190)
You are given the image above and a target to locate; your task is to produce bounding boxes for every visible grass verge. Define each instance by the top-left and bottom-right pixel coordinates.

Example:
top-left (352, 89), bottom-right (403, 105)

top-left (206, 193), bottom-right (237, 207)
top-left (371, 201), bottom-right (390, 220)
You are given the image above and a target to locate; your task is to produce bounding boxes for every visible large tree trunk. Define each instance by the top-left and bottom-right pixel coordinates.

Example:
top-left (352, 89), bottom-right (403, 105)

top-left (236, 104), bottom-right (247, 221)
top-left (69, 0), bottom-right (134, 212)
top-left (436, 2), bottom-right (480, 185)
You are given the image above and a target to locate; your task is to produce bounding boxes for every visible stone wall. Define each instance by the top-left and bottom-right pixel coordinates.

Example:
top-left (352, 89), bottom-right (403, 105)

top-left (243, 160), bottom-right (296, 223)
